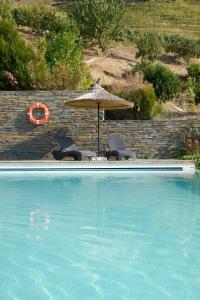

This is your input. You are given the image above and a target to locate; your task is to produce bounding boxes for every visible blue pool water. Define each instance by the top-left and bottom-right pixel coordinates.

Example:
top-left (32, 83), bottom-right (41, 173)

top-left (0, 172), bottom-right (200, 300)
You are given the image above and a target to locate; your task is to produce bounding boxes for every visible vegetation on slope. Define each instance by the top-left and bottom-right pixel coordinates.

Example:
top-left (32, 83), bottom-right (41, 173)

top-left (125, 1), bottom-right (200, 38)
top-left (2, 0), bottom-right (200, 121)
top-left (0, 0), bottom-right (91, 90)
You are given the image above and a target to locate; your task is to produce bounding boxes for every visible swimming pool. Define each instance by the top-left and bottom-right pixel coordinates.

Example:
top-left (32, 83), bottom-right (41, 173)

top-left (0, 171), bottom-right (199, 300)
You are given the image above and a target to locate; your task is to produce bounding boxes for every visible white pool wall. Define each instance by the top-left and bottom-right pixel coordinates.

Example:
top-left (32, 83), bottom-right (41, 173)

top-left (0, 160), bottom-right (195, 175)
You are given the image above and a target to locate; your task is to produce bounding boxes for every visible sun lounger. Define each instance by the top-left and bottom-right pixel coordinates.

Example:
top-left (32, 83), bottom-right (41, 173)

top-left (106, 135), bottom-right (136, 160)
top-left (52, 136), bottom-right (96, 161)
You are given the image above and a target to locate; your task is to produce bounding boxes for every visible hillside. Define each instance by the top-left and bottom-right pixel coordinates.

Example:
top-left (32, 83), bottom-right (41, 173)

top-left (84, 44), bottom-right (192, 88)
top-left (11, 1), bottom-right (200, 114)
top-left (85, 1), bottom-right (200, 87)
top-left (125, 1), bottom-right (200, 38)
top-left (14, 1), bottom-right (200, 85)
top-left (14, 1), bottom-right (200, 38)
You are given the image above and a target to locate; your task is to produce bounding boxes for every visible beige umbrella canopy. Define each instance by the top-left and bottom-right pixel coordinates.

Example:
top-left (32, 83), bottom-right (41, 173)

top-left (65, 81), bottom-right (134, 156)
top-left (66, 83), bottom-right (134, 110)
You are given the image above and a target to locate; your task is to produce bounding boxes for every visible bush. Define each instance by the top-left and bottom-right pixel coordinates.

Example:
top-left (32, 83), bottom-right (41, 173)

top-left (163, 34), bottom-right (199, 63)
top-left (192, 82), bottom-right (200, 104)
top-left (187, 63), bottom-right (200, 104)
top-left (0, 0), bottom-right (12, 19)
top-left (106, 85), bottom-right (161, 120)
top-left (132, 59), bottom-right (152, 75)
top-left (143, 64), bottom-right (181, 101)
top-left (0, 1), bottom-right (90, 90)
top-left (135, 32), bottom-right (163, 61)
top-left (0, 18), bottom-right (34, 90)
top-left (132, 85), bottom-right (159, 120)
top-left (29, 36), bottom-right (91, 90)
top-left (114, 26), bottom-right (134, 43)
top-left (12, 5), bottom-right (76, 36)
top-left (187, 63), bottom-right (200, 82)
top-left (196, 39), bottom-right (200, 58)
top-left (45, 33), bottom-right (83, 69)
top-left (45, 33), bottom-right (90, 89)
top-left (70, 0), bottom-right (124, 51)
top-left (0, 19), bottom-right (90, 90)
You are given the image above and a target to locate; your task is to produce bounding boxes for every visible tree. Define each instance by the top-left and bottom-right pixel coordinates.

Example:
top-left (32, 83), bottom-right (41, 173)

top-left (69, 0), bottom-right (124, 51)
top-left (135, 32), bottom-right (163, 61)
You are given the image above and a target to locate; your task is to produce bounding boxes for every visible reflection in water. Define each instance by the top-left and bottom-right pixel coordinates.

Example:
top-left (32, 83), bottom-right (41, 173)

top-left (27, 209), bottom-right (50, 240)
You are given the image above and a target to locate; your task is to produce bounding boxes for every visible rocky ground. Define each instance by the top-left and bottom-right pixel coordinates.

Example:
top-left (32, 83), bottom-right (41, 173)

top-left (84, 44), bottom-right (190, 88)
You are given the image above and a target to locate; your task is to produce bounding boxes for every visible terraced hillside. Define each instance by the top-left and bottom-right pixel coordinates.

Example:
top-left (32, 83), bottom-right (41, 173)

top-left (14, 0), bottom-right (138, 6)
top-left (13, 0), bottom-right (200, 87)
top-left (14, 0), bottom-right (53, 4)
top-left (125, 1), bottom-right (200, 38)
top-left (14, 1), bottom-right (200, 38)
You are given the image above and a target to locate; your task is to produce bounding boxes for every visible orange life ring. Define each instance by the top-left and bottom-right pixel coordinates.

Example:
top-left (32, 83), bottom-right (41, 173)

top-left (27, 102), bottom-right (49, 125)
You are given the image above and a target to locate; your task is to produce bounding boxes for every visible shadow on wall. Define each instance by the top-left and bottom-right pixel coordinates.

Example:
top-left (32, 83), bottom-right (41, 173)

top-left (14, 110), bottom-right (37, 133)
top-left (0, 128), bottom-right (71, 160)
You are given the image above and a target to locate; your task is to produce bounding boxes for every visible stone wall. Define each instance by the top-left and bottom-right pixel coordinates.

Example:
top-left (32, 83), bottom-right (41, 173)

top-left (0, 91), bottom-right (199, 160)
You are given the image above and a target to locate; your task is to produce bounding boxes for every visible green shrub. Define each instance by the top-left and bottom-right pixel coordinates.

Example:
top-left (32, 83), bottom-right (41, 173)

top-left (0, 18), bottom-right (90, 90)
top-left (45, 33), bottom-right (90, 89)
top-left (45, 33), bottom-right (83, 69)
top-left (193, 82), bottom-right (200, 104)
top-left (187, 63), bottom-right (200, 82)
top-left (12, 6), bottom-right (29, 27)
top-left (0, 0), bottom-right (12, 19)
top-left (132, 59), bottom-right (152, 75)
top-left (12, 5), bottom-right (76, 36)
top-left (143, 63), bottom-right (181, 101)
top-left (135, 32), bottom-right (163, 61)
top-left (0, 18), bottom-right (34, 90)
top-left (187, 63), bottom-right (200, 104)
top-left (106, 85), bottom-right (161, 120)
top-left (196, 39), bottom-right (200, 58)
top-left (114, 26), bottom-right (134, 43)
top-left (163, 34), bottom-right (199, 63)
top-left (29, 36), bottom-right (91, 90)
top-left (70, 0), bottom-right (124, 51)
top-left (132, 85), bottom-right (159, 120)
top-left (0, 1), bottom-right (90, 90)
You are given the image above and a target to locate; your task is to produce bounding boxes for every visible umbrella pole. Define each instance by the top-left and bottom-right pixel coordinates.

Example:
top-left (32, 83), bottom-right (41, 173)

top-left (98, 102), bottom-right (100, 157)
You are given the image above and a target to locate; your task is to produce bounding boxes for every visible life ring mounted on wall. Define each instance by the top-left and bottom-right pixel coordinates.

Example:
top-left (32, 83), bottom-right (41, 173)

top-left (27, 102), bottom-right (49, 125)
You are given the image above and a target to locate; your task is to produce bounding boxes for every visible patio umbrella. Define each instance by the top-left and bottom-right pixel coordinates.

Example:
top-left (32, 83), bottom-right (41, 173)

top-left (65, 81), bottom-right (134, 156)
